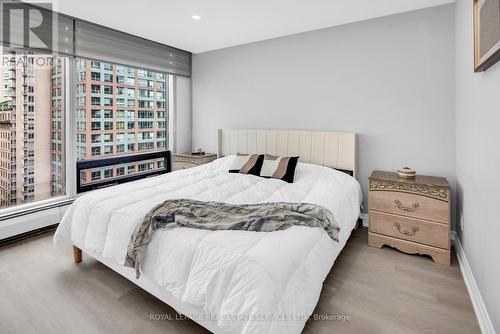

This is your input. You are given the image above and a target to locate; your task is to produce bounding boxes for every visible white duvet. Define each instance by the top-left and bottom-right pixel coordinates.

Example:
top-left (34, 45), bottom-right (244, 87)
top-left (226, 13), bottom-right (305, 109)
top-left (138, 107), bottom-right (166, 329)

top-left (54, 156), bottom-right (362, 334)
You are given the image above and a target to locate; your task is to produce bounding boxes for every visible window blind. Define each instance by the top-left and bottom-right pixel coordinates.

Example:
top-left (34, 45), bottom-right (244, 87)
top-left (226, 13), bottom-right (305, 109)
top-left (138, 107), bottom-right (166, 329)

top-left (74, 21), bottom-right (191, 77)
top-left (0, 1), bottom-right (191, 76)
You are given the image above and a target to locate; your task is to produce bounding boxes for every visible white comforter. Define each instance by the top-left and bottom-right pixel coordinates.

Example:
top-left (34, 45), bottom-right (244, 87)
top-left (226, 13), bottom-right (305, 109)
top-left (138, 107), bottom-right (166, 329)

top-left (54, 156), bottom-right (362, 334)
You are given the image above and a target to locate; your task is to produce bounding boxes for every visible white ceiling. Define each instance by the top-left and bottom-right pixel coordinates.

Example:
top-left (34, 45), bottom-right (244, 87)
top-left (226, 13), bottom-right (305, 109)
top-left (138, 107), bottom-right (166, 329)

top-left (53, 0), bottom-right (454, 54)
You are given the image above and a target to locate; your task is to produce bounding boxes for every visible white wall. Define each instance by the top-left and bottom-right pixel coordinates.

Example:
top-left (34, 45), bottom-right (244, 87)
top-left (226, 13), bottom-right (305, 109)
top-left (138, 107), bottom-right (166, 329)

top-left (455, 0), bottom-right (500, 331)
top-left (192, 5), bottom-right (456, 213)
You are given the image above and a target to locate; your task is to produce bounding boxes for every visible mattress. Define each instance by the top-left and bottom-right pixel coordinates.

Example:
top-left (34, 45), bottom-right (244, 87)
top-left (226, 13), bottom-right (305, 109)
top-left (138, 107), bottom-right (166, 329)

top-left (54, 155), bottom-right (362, 334)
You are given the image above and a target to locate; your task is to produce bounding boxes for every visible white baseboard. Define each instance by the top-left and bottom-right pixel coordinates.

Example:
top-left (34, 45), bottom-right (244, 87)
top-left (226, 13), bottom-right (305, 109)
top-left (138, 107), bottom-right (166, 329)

top-left (452, 232), bottom-right (496, 334)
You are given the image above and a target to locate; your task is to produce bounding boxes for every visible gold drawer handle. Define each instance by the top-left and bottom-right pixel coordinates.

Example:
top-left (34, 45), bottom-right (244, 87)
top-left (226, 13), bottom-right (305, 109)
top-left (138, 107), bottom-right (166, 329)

top-left (394, 223), bottom-right (419, 236)
top-left (394, 199), bottom-right (419, 212)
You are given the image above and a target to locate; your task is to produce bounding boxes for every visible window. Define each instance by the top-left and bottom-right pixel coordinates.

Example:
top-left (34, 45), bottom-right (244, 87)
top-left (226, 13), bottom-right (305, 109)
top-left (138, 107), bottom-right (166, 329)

top-left (103, 110), bottom-right (113, 118)
top-left (156, 91), bottom-right (166, 100)
top-left (126, 77), bottom-right (135, 85)
top-left (91, 97), bottom-right (101, 105)
top-left (138, 69), bottom-right (152, 78)
top-left (104, 169), bottom-right (113, 178)
top-left (138, 110), bottom-right (154, 118)
top-left (77, 121), bottom-right (86, 131)
top-left (76, 72), bottom-right (86, 81)
top-left (138, 79), bottom-right (153, 87)
top-left (91, 134), bottom-right (101, 143)
top-left (76, 84), bottom-right (86, 94)
top-left (77, 134), bottom-right (86, 143)
top-left (0, 49), bottom-right (66, 209)
top-left (139, 89), bottom-right (153, 98)
top-left (91, 72), bottom-right (101, 81)
top-left (91, 84), bottom-right (101, 94)
top-left (91, 110), bottom-right (101, 118)
top-left (75, 59), bottom-right (170, 189)
top-left (138, 121), bottom-right (153, 129)
top-left (103, 134), bottom-right (113, 142)
top-left (104, 146), bottom-right (113, 154)
top-left (138, 142), bottom-right (154, 150)
top-left (139, 132), bottom-right (153, 140)
top-left (91, 122), bottom-right (101, 130)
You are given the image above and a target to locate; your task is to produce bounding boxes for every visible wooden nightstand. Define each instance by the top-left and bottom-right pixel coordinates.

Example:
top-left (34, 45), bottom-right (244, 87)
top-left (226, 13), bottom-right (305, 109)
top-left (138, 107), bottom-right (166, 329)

top-left (368, 170), bottom-right (451, 265)
top-left (172, 153), bottom-right (217, 171)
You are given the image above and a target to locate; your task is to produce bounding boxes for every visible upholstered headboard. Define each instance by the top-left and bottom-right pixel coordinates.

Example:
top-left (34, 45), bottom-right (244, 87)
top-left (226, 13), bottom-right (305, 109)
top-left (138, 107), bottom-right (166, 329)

top-left (217, 129), bottom-right (358, 178)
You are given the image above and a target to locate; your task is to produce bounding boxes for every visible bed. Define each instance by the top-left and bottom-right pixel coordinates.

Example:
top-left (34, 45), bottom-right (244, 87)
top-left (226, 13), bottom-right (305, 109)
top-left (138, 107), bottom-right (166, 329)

top-left (54, 129), bottom-right (362, 334)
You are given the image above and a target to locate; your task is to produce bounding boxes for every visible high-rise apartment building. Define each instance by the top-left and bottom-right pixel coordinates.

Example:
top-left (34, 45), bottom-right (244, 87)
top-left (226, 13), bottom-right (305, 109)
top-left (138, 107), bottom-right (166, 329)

top-left (0, 48), bottom-right (52, 208)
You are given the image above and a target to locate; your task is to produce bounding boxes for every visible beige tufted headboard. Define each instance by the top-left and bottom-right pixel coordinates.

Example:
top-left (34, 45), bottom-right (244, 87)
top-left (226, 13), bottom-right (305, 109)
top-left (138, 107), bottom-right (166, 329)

top-left (217, 129), bottom-right (358, 178)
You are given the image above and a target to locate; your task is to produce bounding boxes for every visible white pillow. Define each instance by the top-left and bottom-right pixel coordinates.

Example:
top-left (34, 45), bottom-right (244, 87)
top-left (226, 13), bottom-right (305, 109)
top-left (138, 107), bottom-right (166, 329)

top-left (229, 155), bottom-right (251, 171)
top-left (260, 158), bottom-right (282, 177)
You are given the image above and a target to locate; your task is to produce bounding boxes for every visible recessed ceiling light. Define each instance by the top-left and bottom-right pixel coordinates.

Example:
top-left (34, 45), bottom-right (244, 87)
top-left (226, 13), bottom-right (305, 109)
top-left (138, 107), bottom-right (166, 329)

top-left (192, 15), bottom-right (201, 20)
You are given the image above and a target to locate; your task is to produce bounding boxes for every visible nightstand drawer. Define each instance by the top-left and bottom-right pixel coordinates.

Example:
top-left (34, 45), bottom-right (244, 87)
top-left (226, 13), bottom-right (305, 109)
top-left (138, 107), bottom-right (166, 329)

top-left (369, 211), bottom-right (449, 249)
top-left (369, 191), bottom-right (449, 224)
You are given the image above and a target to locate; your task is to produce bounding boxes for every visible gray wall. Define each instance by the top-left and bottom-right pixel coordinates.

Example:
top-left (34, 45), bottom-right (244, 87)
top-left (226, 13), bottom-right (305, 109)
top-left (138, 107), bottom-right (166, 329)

top-left (174, 76), bottom-right (192, 153)
top-left (455, 0), bottom-right (499, 331)
top-left (192, 5), bottom-right (456, 213)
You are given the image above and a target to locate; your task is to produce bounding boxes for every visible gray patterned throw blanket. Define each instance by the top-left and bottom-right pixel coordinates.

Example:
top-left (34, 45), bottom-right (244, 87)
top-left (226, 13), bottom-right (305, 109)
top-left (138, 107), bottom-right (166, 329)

top-left (125, 199), bottom-right (340, 278)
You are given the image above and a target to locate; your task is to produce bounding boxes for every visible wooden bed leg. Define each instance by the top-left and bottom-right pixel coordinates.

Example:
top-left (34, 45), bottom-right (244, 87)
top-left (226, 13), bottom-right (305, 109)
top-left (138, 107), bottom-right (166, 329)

top-left (73, 246), bottom-right (82, 264)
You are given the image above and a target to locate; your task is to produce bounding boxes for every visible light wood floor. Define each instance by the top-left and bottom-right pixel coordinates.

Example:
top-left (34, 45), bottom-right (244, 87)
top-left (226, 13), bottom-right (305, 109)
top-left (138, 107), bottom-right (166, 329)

top-left (0, 228), bottom-right (480, 334)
